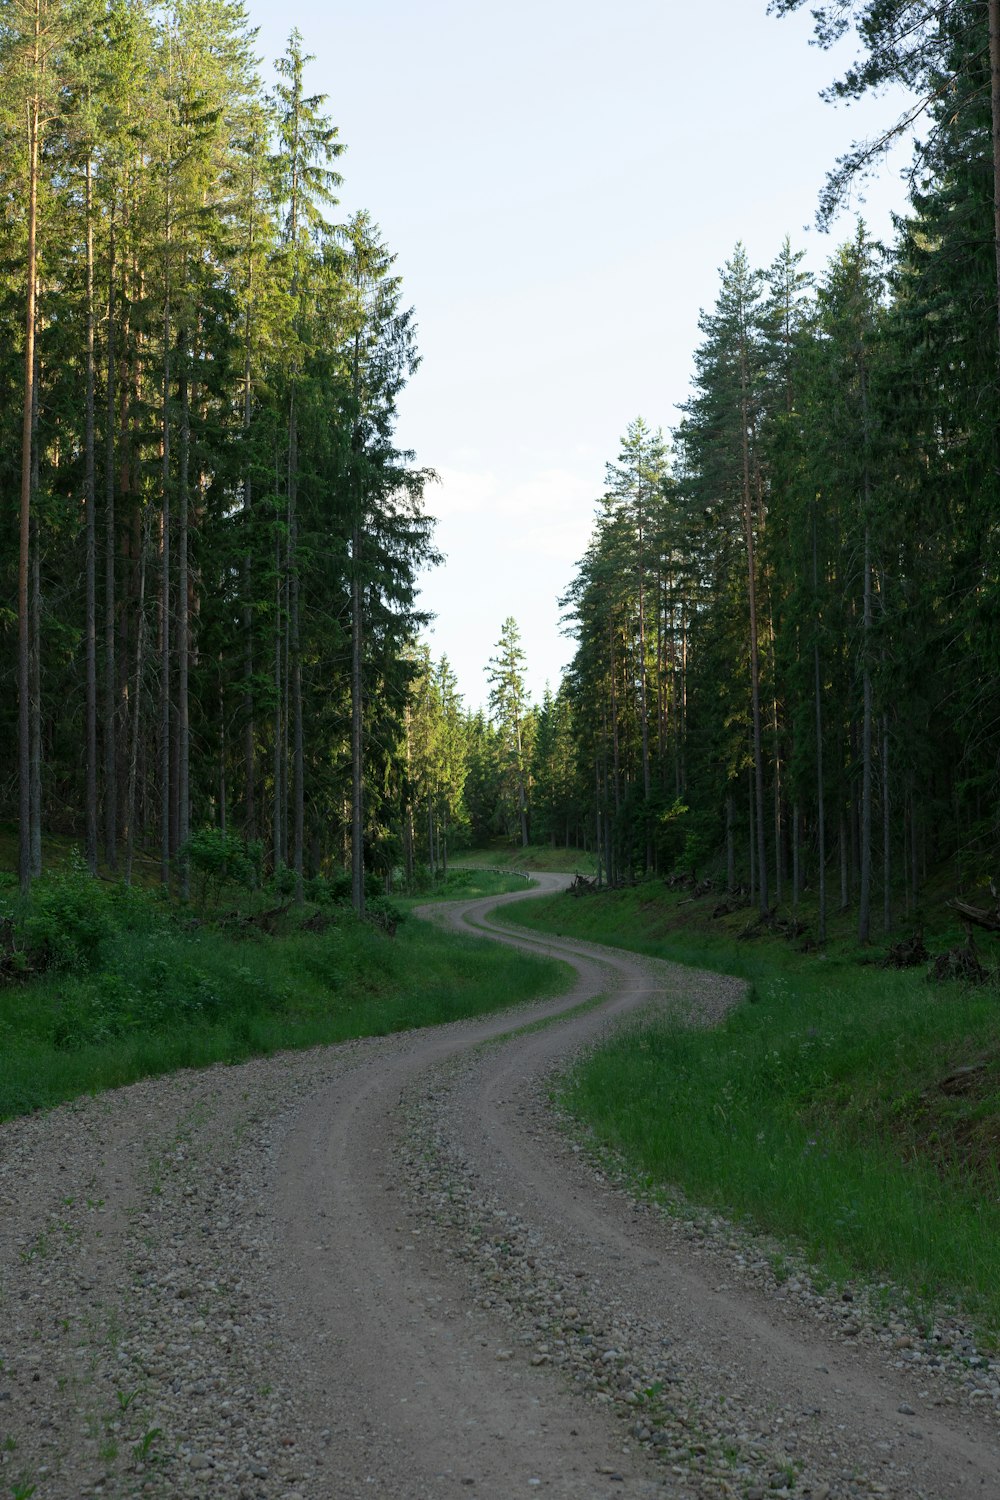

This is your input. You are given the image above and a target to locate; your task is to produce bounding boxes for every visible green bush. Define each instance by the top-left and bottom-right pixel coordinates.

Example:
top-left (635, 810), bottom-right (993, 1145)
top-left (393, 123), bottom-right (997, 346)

top-left (367, 894), bottom-right (405, 933)
top-left (182, 828), bottom-right (263, 906)
top-left (269, 862), bottom-right (297, 897)
top-left (20, 869), bottom-right (118, 974)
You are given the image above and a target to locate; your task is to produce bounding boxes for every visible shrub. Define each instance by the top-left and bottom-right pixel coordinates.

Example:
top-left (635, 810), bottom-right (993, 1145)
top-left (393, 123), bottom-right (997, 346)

top-left (367, 894), bottom-right (405, 935)
top-left (182, 828), bottom-right (263, 906)
top-left (20, 870), bottom-right (118, 975)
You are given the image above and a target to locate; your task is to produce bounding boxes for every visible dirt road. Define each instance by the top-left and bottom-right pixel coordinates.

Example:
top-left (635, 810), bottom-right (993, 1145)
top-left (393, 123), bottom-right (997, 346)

top-left (1, 875), bottom-right (998, 1499)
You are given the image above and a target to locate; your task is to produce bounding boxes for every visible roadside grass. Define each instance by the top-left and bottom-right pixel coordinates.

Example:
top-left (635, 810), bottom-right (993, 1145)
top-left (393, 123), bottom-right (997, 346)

top-left (0, 885), bottom-right (569, 1123)
top-left (505, 879), bottom-right (1000, 1339)
top-left (457, 841), bottom-right (597, 875)
top-left (394, 866), bottom-right (533, 912)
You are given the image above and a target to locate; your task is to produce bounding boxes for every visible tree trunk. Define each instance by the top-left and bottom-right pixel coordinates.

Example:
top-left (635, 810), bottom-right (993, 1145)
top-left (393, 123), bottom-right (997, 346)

top-left (748, 766), bottom-right (757, 906)
top-left (124, 514), bottom-right (149, 887)
top-left (988, 0), bottom-right (1000, 358)
top-left (594, 758), bottom-right (603, 887)
top-left (273, 526), bottom-right (284, 869)
top-left (516, 716), bottom-right (529, 848)
top-left (812, 503), bottom-right (827, 943)
top-left (636, 496), bottom-right (652, 872)
top-left (739, 336), bottom-right (768, 914)
top-left (858, 346), bottom-right (875, 943)
top-left (882, 711), bottom-right (891, 934)
top-left (29, 513), bottom-right (42, 880)
top-left (219, 666), bottom-right (227, 839)
top-left (18, 39), bottom-right (41, 895)
top-left (839, 811), bottom-right (849, 910)
top-left (103, 214), bottom-right (118, 871)
top-left (288, 390), bottom-right (304, 900)
top-left (351, 518), bottom-right (365, 915)
top-left (84, 154), bottom-right (98, 874)
top-left (242, 185), bottom-right (256, 840)
top-left (772, 687), bottom-right (783, 906)
top-left (792, 801), bottom-right (801, 913)
top-left (177, 339), bottom-right (191, 899)
top-left (159, 246), bottom-right (172, 888)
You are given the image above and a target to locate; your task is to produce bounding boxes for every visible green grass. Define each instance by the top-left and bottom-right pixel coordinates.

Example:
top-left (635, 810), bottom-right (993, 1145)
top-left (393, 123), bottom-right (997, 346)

top-left (505, 878), bottom-right (1000, 1339)
top-left (0, 899), bottom-right (569, 1123)
top-left (457, 841), bottom-right (597, 875)
top-left (393, 866), bottom-right (534, 911)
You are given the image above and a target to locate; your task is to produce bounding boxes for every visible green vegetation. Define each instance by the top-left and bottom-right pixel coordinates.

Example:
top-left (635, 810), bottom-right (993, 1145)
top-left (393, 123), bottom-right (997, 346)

top-left (397, 867), bottom-right (534, 909)
top-left (0, 867), bottom-right (568, 1123)
top-left (458, 843), bottom-right (597, 876)
top-left (507, 880), bottom-right (1000, 1337)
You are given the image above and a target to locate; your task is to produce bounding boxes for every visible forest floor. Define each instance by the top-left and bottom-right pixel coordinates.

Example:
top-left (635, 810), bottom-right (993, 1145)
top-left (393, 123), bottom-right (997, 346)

top-left (1, 875), bottom-right (998, 1499)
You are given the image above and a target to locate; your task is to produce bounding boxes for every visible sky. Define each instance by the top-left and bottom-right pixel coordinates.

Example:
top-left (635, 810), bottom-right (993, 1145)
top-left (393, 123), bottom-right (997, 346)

top-left (250, 0), bottom-right (914, 709)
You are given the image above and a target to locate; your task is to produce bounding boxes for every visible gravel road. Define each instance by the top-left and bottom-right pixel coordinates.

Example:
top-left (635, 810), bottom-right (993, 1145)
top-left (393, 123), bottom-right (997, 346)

top-left (1, 874), bottom-right (998, 1500)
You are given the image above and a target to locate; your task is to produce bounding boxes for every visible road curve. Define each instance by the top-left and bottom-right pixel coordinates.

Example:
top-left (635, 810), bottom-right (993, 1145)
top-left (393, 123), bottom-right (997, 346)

top-left (270, 877), bottom-right (1000, 1500)
top-left (2, 876), bottom-right (997, 1499)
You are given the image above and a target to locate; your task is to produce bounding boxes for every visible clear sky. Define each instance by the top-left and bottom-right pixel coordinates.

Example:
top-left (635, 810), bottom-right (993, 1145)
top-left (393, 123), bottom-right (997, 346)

top-left (250, 0), bottom-right (912, 708)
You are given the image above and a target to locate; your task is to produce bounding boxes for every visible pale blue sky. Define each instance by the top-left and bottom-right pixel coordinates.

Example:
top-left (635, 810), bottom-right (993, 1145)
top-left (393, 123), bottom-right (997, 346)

top-left (250, 0), bottom-right (912, 707)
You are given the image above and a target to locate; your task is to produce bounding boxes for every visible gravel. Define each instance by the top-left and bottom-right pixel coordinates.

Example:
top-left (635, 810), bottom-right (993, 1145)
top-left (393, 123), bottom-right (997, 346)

top-left (1, 881), bottom-right (998, 1499)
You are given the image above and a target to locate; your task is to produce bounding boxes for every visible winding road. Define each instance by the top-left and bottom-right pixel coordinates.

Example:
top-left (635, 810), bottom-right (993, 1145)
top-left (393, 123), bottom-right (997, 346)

top-left (1, 875), bottom-right (998, 1499)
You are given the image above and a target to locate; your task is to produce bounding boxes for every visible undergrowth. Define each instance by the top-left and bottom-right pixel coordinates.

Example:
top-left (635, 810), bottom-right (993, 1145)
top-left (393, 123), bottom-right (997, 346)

top-left (0, 863), bottom-right (569, 1122)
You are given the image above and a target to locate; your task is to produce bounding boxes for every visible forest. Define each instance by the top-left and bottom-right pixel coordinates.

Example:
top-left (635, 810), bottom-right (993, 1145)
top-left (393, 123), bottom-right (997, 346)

top-left (2, 0), bottom-right (999, 944)
top-left (0, 0), bottom-right (437, 914)
top-left (469, 1), bottom-right (1000, 946)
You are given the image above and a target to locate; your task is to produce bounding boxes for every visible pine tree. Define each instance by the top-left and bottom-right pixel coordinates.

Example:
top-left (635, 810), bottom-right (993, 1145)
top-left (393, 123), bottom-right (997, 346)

top-left (487, 617), bottom-right (531, 848)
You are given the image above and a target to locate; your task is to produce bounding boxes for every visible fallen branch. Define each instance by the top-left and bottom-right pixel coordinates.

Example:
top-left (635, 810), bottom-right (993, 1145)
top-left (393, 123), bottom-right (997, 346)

top-left (948, 897), bottom-right (1000, 934)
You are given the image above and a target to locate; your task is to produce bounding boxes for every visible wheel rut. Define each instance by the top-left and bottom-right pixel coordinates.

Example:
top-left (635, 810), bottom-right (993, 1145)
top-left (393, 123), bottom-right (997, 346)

top-left (271, 877), bottom-right (1000, 1500)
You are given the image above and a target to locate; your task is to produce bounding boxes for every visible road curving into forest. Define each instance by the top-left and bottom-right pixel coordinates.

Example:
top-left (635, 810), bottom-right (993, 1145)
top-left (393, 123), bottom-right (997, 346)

top-left (1, 874), bottom-right (998, 1499)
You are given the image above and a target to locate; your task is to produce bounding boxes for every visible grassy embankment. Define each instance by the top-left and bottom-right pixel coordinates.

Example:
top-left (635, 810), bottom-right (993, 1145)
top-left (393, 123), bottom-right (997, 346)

top-left (457, 840), bottom-right (598, 876)
top-left (504, 876), bottom-right (1000, 1339)
top-left (0, 854), bottom-right (567, 1123)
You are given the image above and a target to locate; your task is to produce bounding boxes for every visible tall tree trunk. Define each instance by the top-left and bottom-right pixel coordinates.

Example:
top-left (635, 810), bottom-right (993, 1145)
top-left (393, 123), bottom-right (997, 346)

top-left (18, 30), bottom-right (41, 895)
top-left (103, 215), bottom-right (118, 871)
top-left (988, 0), bottom-right (1000, 358)
top-left (273, 524), bottom-right (284, 868)
top-left (242, 390), bottom-right (254, 841)
top-left (839, 810), bottom-right (849, 910)
top-left (636, 504), bottom-right (652, 872)
top-left (739, 337), bottom-right (768, 914)
top-left (812, 503), bottom-right (827, 943)
top-left (748, 765), bottom-right (757, 906)
top-left (84, 154), bottom-right (98, 873)
top-left (792, 801), bottom-right (801, 913)
top-left (594, 758), bottom-right (604, 888)
top-left (351, 517), bottom-right (365, 916)
top-left (242, 176), bottom-right (257, 839)
top-left (288, 390), bottom-right (304, 899)
top-left (609, 627), bottom-right (621, 821)
top-left (219, 666), bottom-right (227, 838)
top-left (858, 353), bottom-right (874, 943)
top-left (177, 338), bottom-right (190, 898)
top-left (882, 711), bottom-right (891, 934)
top-left (29, 514), bottom-right (42, 880)
top-left (516, 717), bottom-right (529, 848)
top-left (160, 289), bottom-right (172, 888)
top-left (771, 687), bottom-right (783, 905)
top-left (124, 514), bottom-right (149, 887)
